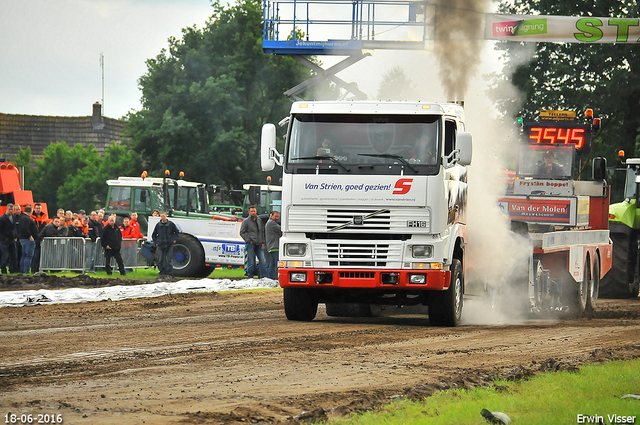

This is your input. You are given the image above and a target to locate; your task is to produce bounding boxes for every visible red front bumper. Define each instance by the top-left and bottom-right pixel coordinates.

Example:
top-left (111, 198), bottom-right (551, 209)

top-left (279, 268), bottom-right (450, 290)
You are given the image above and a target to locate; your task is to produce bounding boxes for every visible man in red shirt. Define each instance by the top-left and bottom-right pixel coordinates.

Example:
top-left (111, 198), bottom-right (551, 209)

top-left (130, 212), bottom-right (145, 237)
top-left (120, 216), bottom-right (144, 240)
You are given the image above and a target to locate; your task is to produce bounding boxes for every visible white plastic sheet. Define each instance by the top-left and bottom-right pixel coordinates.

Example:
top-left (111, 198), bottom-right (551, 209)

top-left (0, 278), bottom-right (280, 308)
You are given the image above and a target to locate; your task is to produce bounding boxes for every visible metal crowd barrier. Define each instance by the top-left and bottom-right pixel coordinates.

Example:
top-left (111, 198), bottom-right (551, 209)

top-left (40, 237), bottom-right (150, 273)
top-left (39, 237), bottom-right (86, 272)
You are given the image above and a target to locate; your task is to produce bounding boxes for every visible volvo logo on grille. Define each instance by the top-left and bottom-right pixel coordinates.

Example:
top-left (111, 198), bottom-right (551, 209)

top-left (328, 209), bottom-right (389, 232)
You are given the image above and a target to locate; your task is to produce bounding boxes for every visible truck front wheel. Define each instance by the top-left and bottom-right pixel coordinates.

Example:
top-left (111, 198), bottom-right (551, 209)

top-left (429, 259), bottom-right (463, 327)
top-left (171, 235), bottom-right (205, 277)
top-left (283, 288), bottom-right (318, 321)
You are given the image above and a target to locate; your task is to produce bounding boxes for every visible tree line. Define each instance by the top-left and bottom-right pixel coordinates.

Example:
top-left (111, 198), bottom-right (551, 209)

top-left (493, 0), bottom-right (639, 200)
top-left (10, 0), bottom-right (640, 211)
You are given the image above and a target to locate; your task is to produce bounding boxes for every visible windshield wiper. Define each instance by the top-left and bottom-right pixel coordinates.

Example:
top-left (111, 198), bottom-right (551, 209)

top-left (290, 155), bottom-right (350, 172)
top-left (357, 153), bottom-right (418, 173)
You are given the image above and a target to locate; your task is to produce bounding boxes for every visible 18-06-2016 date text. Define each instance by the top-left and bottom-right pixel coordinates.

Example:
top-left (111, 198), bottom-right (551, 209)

top-left (4, 413), bottom-right (63, 424)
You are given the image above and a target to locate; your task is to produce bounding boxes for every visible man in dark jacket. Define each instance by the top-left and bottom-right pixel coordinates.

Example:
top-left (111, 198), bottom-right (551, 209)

top-left (39, 217), bottom-right (62, 239)
top-left (30, 203), bottom-right (48, 273)
top-left (0, 203), bottom-right (17, 274)
top-left (18, 205), bottom-right (39, 273)
top-left (13, 204), bottom-right (23, 267)
top-left (86, 210), bottom-right (103, 271)
top-left (239, 205), bottom-right (266, 278)
top-left (66, 219), bottom-right (85, 238)
top-left (101, 215), bottom-right (125, 275)
top-left (151, 211), bottom-right (179, 277)
top-left (264, 210), bottom-right (281, 280)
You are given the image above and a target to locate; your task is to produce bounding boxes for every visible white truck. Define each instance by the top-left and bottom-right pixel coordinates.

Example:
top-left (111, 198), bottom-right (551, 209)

top-left (106, 175), bottom-right (245, 277)
top-left (146, 215), bottom-right (245, 277)
top-left (261, 101), bottom-right (472, 325)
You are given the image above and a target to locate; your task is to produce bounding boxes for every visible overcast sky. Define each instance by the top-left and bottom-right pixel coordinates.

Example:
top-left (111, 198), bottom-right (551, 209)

top-left (0, 0), bottom-right (214, 119)
top-left (0, 0), bottom-right (504, 122)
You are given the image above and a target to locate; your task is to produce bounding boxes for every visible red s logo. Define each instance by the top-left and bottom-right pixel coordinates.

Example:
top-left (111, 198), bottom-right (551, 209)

top-left (393, 178), bottom-right (413, 195)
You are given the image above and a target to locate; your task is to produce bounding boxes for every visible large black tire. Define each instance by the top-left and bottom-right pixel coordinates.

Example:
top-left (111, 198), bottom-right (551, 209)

top-left (587, 255), bottom-right (600, 314)
top-left (196, 265), bottom-right (214, 278)
top-left (283, 288), bottom-right (318, 321)
top-left (325, 303), bottom-right (382, 317)
top-left (171, 234), bottom-right (206, 277)
top-left (576, 256), bottom-right (591, 315)
top-left (429, 259), bottom-right (463, 327)
top-left (600, 232), bottom-right (636, 299)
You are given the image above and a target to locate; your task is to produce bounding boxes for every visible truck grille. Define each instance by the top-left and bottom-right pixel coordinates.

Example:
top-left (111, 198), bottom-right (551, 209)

top-left (287, 207), bottom-right (430, 233)
top-left (312, 240), bottom-right (404, 267)
top-left (327, 209), bottom-right (390, 231)
top-left (339, 271), bottom-right (375, 278)
top-left (327, 242), bottom-right (389, 267)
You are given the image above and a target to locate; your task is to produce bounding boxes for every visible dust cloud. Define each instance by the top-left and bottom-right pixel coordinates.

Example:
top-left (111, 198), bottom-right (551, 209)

top-left (429, 1), bottom-right (540, 324)
top-left (462, 116), bottom-right (535, 325)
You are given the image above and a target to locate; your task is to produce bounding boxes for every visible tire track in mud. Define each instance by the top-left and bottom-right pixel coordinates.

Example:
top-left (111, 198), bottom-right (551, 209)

top-left (1, 291), bottom-right (639, 424)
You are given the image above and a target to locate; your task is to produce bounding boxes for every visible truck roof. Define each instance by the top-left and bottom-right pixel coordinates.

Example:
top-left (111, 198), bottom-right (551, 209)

top-left (290, 101), bottom-right (465, 122)
top-left (242, 184), bottom-right (282, 191)
top-left (106, 177), bottom-right (204, 188)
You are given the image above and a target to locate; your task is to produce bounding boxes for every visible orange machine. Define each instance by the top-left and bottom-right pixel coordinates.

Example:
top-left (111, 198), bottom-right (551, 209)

top-left (0, 161), bottom-right (48, 216)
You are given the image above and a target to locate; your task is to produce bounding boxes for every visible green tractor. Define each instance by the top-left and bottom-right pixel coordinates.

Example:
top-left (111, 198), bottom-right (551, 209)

top-left (602, 157), bottom-right (640, 298)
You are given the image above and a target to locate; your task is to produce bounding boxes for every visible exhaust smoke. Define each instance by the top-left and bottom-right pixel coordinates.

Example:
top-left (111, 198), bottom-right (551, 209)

top-left (433, 0), bottom-right (492, 101)
top-left (428, 1), bottom-right (540, 323)
top-left (342, 1), bottom-right (539, 323)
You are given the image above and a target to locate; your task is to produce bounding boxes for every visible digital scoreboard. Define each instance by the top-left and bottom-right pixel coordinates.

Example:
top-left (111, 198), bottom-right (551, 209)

top-left (523, 122), bottom-right (591, 153)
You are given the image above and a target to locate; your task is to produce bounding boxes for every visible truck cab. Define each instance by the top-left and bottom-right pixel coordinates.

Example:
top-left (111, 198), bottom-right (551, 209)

top-left (241, 184), bottom-right (282, 218)
top-left (262, 101), bottom-right (472, 325)
top-left (105, 175), bottom-right (212, 233)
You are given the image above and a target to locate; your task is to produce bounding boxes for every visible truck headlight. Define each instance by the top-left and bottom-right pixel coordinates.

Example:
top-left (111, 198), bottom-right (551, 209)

top-left (285, 243), bottom-right (306, 257)
top-left (411, 245), bottom-right (433, 258)
top-left (409, 274), bottom-right (427, 284)
top-left (290, 272), bottom-right (307, 282)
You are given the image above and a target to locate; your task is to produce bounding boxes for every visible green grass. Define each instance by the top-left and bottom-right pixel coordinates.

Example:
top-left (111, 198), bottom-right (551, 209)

top-left (32, 267), bottom-right (247, 280)
top-left (328, 358), bottom-right (640, 425)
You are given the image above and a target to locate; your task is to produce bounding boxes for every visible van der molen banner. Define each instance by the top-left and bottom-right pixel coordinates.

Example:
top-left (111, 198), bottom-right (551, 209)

top-left (486, 14), bottom-right (640, 43)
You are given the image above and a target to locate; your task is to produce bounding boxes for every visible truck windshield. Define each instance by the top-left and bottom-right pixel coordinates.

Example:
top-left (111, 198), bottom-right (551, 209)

top-left (286, 114), bottom-right (441, 174)
top-left (517, 144), bottom-right (574, 180)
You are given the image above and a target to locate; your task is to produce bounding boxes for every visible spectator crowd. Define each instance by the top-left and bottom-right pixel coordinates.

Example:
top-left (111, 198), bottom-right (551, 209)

top-left (0, 203), bottom-right (146, 275)
top-left (0, 203), bottom-right (282, 279)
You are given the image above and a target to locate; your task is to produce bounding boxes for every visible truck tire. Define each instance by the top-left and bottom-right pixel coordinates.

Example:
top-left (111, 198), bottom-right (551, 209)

top-left (587, 255), bottom-right (600, 314)
top-left (171, 234), bottom-right (205, 277)
top-left (196, 265), bottom-right (214, 278)
top-left (429, 259), bottom-right (463, 327)
top-left (576, 256), bottom-right (591, 315)
top-left (325, 303), bottom-right (382, 317)
top-left (283, 288), bottom-right (318, 321)
top-left (600, 232), bottom-right (636, 299)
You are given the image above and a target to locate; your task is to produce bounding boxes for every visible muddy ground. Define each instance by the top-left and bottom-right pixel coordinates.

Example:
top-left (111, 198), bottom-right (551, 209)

top-left (1, 275), bottom-right (640, 424)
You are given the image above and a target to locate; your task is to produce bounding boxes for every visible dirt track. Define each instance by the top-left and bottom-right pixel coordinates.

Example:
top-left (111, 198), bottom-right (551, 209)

top-left (1, 277), bottom-right (640, 424)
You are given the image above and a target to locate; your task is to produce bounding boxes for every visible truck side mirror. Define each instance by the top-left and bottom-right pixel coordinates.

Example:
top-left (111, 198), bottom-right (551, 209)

top-left (248, 186), bottom-right (261, 206)
top-left (592, 157), bottom-right (607, 180)
top-left (261, 124), bottom-right (277, 171)
top-left (456, 132), bottom-right (473, 166)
